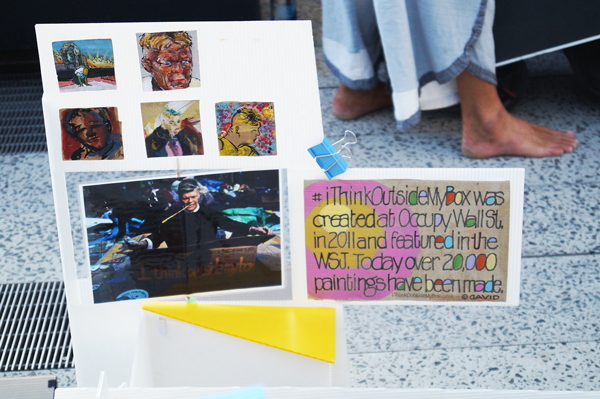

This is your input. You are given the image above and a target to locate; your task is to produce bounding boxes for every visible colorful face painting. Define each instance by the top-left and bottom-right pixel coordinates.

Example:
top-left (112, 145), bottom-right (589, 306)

top-left (141, 100), bottom-right (203, 158)
top-left (216, 102), bottom-right (277, 156)
top-left (52, 39), bottom-right (116, 92)
top-left (60, 107), bottom-right (124, 160)
top-left (81, 170), bottom-right (282, 304)
top-left (137, 31), bottom-right (201, 91)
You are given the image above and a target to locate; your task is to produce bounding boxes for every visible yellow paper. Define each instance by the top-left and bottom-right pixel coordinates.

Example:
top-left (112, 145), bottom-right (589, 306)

top-left (142, 303), bottom-right (336, 363)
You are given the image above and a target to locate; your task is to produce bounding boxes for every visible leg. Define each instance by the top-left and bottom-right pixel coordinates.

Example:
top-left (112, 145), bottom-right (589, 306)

top-left (457, 70), bottom-right (578, 158)
top-left (332, 82), bottom-right (392, 120)
top-left (323, 0), bottom-right (389, 120)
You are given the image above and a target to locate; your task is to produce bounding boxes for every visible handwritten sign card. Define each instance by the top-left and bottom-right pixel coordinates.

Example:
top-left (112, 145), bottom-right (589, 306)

top-left (290, 169), bottom-right (524, 305)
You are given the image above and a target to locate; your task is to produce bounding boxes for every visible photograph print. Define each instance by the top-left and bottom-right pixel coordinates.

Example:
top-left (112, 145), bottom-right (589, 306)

top-left (81, 170), bottom-right (282, 303)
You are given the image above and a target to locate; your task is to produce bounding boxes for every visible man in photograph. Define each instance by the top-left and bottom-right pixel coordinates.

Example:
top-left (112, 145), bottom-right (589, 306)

top-left (139, 31), bottom-right (200, 91)
top-left (127, 179), bottom-right (272, 252)
top-left (219, 107), bottom-right (262, 156)
top-left (63, 108), bottom-right (124, 160)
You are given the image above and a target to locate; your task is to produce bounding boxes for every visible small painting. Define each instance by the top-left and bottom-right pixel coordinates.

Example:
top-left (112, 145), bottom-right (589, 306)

top-left (60, 107), bottom-right (124, 160)
top-left (141, 100), bottom-right (203, 158)
top-left (52, 39), bottom-right (116, 92)
top-left (216, 102), bottom-right (276, 156)
top-left (137, 31), bottom-right (200, 91)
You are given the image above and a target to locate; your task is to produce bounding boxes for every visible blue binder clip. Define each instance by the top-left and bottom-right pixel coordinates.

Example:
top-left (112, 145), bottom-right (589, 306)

top-left (308, 130), bottom-right (357, 179)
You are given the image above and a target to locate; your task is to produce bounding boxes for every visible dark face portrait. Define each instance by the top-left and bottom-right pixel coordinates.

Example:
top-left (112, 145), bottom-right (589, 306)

top-left (70, 110), bottom-right (111, 151)
top-left (143, 43), bottom-right (193, 91)
top-left (60, 107), bottom-right (123, 161)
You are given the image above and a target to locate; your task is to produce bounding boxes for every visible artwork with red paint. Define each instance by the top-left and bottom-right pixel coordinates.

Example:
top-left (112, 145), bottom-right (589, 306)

top-left (52, 39), bottom-right (116, 92)
top-left (60, 107), bottom-right (123, 161)
top-left (141, 100), bottom-right (203, 158)
top-left (137, 31), bottom-right (201, 92)
top-left (216, 102), bottom-right (277, 156)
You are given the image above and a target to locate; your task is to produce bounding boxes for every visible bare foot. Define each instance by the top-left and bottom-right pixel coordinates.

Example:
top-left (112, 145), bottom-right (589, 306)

top-left (332, 82), bottom-right (392, 120)
top-left (457, 70), bottom-right (578, 158)
top-left (461, 111), bottom-right (578, 158)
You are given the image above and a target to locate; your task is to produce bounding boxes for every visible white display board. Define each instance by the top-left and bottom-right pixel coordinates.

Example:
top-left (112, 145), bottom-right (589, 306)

top-left (36, 21), bottom-right (323, 387)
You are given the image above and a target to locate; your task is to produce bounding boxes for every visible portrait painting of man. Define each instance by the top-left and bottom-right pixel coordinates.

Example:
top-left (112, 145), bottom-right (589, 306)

top-left (141, 100), bottom-right (203, 158)
top-left (137, 31), bottom-right (201, 91)
top-left (60, 107), bottom-right (124, 160)
top-left (216, 102), bottom-right (277, 156)
top-left (52, 39), bottom-right (116, 92)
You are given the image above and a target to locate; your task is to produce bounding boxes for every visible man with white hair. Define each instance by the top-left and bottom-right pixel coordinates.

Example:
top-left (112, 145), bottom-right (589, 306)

top-left (128, 179), bottom-right (271, 251)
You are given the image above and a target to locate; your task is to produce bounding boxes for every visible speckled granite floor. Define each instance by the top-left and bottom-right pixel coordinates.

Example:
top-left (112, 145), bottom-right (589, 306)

top-left (2, 19), bottom-right (600, 394)
top-left (319, 48), bottom-right (600, 391)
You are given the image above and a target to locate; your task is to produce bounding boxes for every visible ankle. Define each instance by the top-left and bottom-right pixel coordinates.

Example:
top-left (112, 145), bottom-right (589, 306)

top-left (462, 103), bottom-right (508, 138)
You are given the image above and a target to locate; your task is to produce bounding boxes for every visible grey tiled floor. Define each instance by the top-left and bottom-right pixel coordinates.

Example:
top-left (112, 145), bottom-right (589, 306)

top-left (2, 26), bottom-right (600, 393)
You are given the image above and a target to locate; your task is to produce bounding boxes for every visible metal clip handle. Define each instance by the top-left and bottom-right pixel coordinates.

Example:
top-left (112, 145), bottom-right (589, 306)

top-left (313, 130), bottom-right (357, 172)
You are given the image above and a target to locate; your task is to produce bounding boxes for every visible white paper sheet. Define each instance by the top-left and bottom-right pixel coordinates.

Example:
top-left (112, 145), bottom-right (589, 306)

top-left (130, 301), bottom-right (349, 388)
